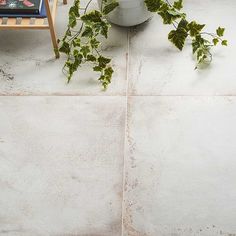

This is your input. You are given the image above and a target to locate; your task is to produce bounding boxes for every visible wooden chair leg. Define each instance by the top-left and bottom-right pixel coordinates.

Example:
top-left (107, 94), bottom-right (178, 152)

top-left (45, 0), bottom-right (60, 58)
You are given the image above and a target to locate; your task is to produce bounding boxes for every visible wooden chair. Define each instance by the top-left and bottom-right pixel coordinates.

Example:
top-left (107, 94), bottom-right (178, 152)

top-left (0, 0), bottom-right (67, 58)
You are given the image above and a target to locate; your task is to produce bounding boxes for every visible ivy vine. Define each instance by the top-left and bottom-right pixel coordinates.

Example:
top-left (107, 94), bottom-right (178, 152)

top-left (59, 0), bottom-right (118, 89)
top-left (145, 0), bottom-right (227, 69)
top-left (59, 0), bottom-right (227, 89)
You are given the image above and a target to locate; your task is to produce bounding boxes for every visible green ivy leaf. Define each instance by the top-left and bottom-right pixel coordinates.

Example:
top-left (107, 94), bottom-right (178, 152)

top-left (73, 0), bottom-right (80, 13)
top-left (74, 53), bottom-right (83, 67)
top-left (144, 0), bottom-right (162, 12)
top-left (90, 38), bottom-right (100, 49)
top-left (87, 55), bottom-right (97, 62)
top-left (178, 18), bottom-right (189, 31)
top-left (102, 1), bottom-right (119, 15)
top-left (168, 27), bottom-right (188, 50)
top-left (104, 66), bottom-right (114, 78)
top-left (173, 0), bottom-right (183, 10)
top-left (98, 56), bottom-right (111, 68)
top-left (98, 66), bottom-right (114, 90)
top-left (81, 26), bottom-right (93, 37)
top-left (99, 21), bottom-right (110, 38)
top-left (80, 46), bottom-right (90, 57)
top-left (212, 38), bottom-right (219, 45)
top-left (216, 27), bottom-right (225, 37)
top-left (196, 46), bottom-right (209, 65)
top-left (192, 35), bottom-right (204, 54)
top-left (158, 4), bottom-right (183, 24)
top-left (69, 12), bottom-right (77, 28)
top-left (81, 10), bottom-right (103, 23)
top-left (69, 4), bottom-right (79, 18)
top-left (167, 9), bottom-right (185, 17)
top-left (196, 48), bottom-right (206, 63)
top-left (191, 34), bottom-right (212, 68)
top-left (221, 40), bottom-right (228, 46)
top-left (188, 21), bottom-right (205, 37)
top-left (72, 38), bottom-right (81, 47)
top-left (93, 66), bottom-right (103, 72)
top-left (59, 41), bottom-right (70, 54)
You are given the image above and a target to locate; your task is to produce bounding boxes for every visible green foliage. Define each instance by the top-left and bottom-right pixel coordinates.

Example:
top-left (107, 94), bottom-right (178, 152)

top-left (188, 21), bottom-right (205, 37)
top-left (216, 27), bottom-right (225, 37)
top-left (144, 0), bottom-right (227, 68)
top-left (173, 0), bottom-right (183, 10)
top-left (168, 26), bottom-right (188, 50)
top-left (59, 0), bottom-right (119, 89)
top-left (144, 0), bottom-right (162, 12)
top-left (60, 0), bottom-right (228, 90)
top-left (159, 3), bottom-right (184, 24)
top-left (222, 40), bottom-right (228, 46)
top-left (192, 35), bottom-right (211, 68)
top-left (102, 0), bottom-right (119, 15)
top-left (212, 38), bottom-right (219, 46)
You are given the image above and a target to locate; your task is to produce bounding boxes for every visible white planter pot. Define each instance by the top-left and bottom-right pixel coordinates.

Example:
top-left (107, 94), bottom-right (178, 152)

top-left (97, 0), bottom-right (152, 27)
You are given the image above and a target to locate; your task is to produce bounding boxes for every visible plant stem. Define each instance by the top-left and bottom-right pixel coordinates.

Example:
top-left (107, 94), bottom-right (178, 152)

top-left (68, 0), bottom-right (93, 43)
top-left (165, 0), bottom-right (172, 7)
top-left (200, 32), bottom-right (223, 41)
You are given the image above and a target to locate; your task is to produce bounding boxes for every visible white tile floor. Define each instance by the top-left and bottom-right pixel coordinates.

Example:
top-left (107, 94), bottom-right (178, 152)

top-left (1, 0), bottom-right (236, 236)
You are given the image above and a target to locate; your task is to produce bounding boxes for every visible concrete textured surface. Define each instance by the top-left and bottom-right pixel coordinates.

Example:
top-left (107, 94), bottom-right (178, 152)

top-left (0, 96), bottom-right (126, 236)
top-left (0, 0), bottom-right (236, 236)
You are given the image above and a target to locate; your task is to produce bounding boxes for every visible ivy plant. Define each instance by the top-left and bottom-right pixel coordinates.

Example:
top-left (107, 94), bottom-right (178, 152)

top-left (145, 0), bottom-right (227, 68)
top-left (59, 0), bottom-right (119, 89)
top-left (59, 0), bottom-right (227, 89)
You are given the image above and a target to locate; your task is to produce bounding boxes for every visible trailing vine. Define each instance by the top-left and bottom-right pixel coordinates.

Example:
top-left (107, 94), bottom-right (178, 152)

top-left (59, 0), bottom-right (227, 89)
top-left (145, 0), bottom-right (227, 68)
top-left (59, 0), bottom-right (119, 89)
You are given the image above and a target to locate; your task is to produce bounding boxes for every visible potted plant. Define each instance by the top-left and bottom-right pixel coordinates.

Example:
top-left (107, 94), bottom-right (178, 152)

top-left (59, 0), bottom-right (227, 89)
top-left (97, 0), bottom-right (152, 27)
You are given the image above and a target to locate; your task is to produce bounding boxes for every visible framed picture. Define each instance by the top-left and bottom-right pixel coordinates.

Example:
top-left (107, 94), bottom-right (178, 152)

top-left (0, 0), bottom-right (43, 14)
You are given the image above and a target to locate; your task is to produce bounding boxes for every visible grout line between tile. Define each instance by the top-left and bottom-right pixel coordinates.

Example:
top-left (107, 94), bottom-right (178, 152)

top-left (1, 94), bottom-right (236, 97)
top-left (0, 94), bottom-right (236, 97)
top-left (121, 28), bottom-right (130, 236)
top-left (129, 94), bottom-right (236, 97)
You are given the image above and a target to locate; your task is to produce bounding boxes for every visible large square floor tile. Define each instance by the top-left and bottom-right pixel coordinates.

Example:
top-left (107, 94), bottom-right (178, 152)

top-left (0, 0), bottom-right (128, 96)
top-left (0, 96), bottom-right (125, 236)
top-left (128, 0), bottom-right (236, 96)
top-left (124, 96), bottom-right (236, 236)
